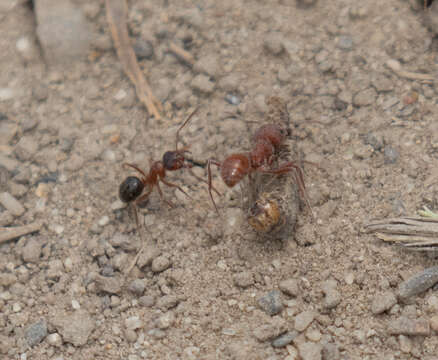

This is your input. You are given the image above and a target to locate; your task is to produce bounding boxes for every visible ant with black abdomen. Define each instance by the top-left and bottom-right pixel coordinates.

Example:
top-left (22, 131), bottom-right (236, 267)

top-left (119, 107), bottom-right (219, 229)
top-left (207, 96), bottom-right (313, 218)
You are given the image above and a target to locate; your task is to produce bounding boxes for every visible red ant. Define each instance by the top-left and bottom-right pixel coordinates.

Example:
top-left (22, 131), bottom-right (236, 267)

top-left (119, 108), bottom-right (217, 227)
top-left (207, 98), bottom-right (312, 217)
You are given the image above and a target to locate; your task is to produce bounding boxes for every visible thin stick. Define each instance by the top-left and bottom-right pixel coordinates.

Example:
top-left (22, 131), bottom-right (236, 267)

top-left (0, 222), bottom-right (42, 244)
top-left (169, 43), bottom-right (195, 66)
top-left (386, 59), bottom-right (435, 82)
top-left (106, 0), bottom-right (163, 119)
top-left (175, 107), bottom-right (199, 151)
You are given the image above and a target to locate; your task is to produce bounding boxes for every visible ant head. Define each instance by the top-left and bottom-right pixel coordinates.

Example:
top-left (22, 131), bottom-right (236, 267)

top-left (119, 176), bottom-right (144, 203)
top-left (163, 150), bottom-right (185, 171)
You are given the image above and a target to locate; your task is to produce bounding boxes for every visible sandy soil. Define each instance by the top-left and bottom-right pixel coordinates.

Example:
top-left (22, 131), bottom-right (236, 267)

top-left (1, 0), bottom-right (438, 359)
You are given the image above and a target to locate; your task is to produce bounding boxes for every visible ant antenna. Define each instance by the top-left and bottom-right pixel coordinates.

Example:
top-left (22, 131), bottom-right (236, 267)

top-left (175, 107), bottom-right (199, 151)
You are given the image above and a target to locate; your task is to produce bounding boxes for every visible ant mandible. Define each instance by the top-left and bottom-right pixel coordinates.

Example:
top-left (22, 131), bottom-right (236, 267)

top-left (207, 97), bottom-right (312, 216)
top-left (119, 107), bottom-right (215, 227)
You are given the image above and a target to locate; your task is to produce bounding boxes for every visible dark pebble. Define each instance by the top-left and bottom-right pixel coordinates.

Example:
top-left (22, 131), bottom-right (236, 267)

top-left (258, 290), bottom-right (283, 316)
top-left (398, 266), bottom-right (438, 302)
top-left (271, 331), bottom-right (298, 348)
top-left (133, 39), bottom-right (154, 60)
top-left (25, 319), bottom-right (48, 346)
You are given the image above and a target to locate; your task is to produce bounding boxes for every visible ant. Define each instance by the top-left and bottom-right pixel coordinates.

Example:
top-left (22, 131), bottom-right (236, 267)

top-left (119, 107), bottom-right (218, 228)
top-left (207, 97), bottom-right (312, 217)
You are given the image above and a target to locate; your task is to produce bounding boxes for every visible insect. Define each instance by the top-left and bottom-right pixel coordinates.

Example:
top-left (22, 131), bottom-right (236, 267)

top-left (247, 193), bottom-right (283, 233)
top-left (207, 96), bottom-right (312, 217)
top-left (119, 107), bottom-right (213, 227)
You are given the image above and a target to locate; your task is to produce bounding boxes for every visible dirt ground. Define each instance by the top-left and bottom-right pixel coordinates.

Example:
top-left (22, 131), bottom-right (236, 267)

top-left (1, 0), bottom-right (438, 359)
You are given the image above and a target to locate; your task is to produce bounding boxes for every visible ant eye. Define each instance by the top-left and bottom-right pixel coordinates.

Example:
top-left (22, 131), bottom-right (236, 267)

top-left (119, 176), bottom-right (143, 203)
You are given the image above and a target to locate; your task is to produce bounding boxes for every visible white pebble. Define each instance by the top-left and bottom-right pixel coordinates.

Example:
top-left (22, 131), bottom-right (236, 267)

top-left (0, 88), bottom-right (14, 101)
top-left (98, 216), bottom-right (110, 227)
top-left (47, 333), bottom-right (62, 346)
top-left (71, 299), bottom-right (81, 310)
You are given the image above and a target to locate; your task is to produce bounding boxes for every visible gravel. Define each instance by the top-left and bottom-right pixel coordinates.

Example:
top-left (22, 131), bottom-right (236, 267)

top-left (233, 271), bottom-right (254, 288)
top-left (398, 266), bottom-right (438, 302)
top-left (258, 290), bottom-right (284, 316)
top-left (0, 192), bottom-right (25, 216)
top-left (294, 310), bottom-right (316, 332)
top-left (51, 310), bottom-right (95, 346)
top-left (25, 319), bottom-right (47, 346)
top-left (371, 291), bottom-right (397, 314)
top-left (279, 279), bottom-right (300, 297)
top-left (387, 316), bottom-right (430, 336)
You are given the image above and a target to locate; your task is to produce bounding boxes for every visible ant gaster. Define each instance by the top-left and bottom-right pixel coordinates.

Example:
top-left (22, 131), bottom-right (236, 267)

top-left (207, 98), bottom-right (312, 216)
top-left (119, 108), bottom-right (213, 227)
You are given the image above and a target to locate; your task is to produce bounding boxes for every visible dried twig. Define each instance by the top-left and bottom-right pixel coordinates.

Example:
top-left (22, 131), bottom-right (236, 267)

top-left (386, 59), bottom-right (435, 82)
top-left (364, 216), bottom-right (438, 250)
top-left (0, 222), bottom-right (42, 244)
top-left (168, 43), bottom-right (195, 66)
top-left (105, 0), bottom-right (163, 120)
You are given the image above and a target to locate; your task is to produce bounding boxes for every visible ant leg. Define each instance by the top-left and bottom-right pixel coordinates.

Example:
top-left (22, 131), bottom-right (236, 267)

top-left (183, 164), bottom-right (222, 196)
top-left (155, 182), bottom-right (174, 208)
top-left (135, 186), bottom-right (153, 205)
top-left (160, 178), bottom-right (193, 200)
top-left (207, 159), bottom-right (222, 213)
top-left (261, 162), bottom-right (314, 219)
top-left (123, 163), bottom-right (148, 180)
top-left (175, 107), bottom-right (199, 151)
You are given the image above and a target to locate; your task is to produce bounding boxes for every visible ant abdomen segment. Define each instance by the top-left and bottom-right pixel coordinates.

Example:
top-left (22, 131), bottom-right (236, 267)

top-left (119, 176), bottom-right (144, 203)
top-left (220, 154), bottom-right (251, 187)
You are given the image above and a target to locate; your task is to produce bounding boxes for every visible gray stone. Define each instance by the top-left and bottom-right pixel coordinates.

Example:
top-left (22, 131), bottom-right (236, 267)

top-left (194, 55), bottom-right (221, 78)
top-left (0, 192), bottom-right (25, 216)
top-left (271, 331), bottom-right (298, 348)
top-left (128, 279), bottom-right (145, 296)
top-left (322, 343), bottom-right (341, 360)
top-left (371, 291), bottom-right (397, 314)
top-left (353, 88), bottom-right (377, 107)
top-left (191, 74), bottom-right (215, 94)
top-left (139, 295), bottom-right (156, 307)
top-left (388, 316), bottom-right (430, 336)
top-left (253, 317), bottom-right (287, 342)
top-left (151, 255), bottom-right (172, 273)
top-left (25, 319), bottom-right (47, 346)
top-left (294, 310), bottom-right (315, 332)
top-left (125, 316), bottom-right (143, 330)
top-left (384, 145), bottom-right (399, 164)
top-left (298, 341), bottom-right (322, 360)
top-left (398, 266), bottom-right (438, 302)
top-left (22, 239), bottom-right (42, 263)
top-left (94, 275), bottom-right (122, 294)
top-left (35, 0), bottom-right (94, 66)
top-left (133, 39), bottom-right (154, 60)
top-left (279, 279), bottom-right (300, 297)
top-left (337, 35), bottom-right (353, 50)
top-left (51, 310), bottom-right (95, 346)
top-left (321, 280), bottom-right (341, 309)
top-left (264, 32), bottom-right (284, 56)
top-left (233, 271), bottom-right (254, 288)
top-left (258, 290), bottom-right (283, 316)
top-left (157, 295), bottom-right (180, 310)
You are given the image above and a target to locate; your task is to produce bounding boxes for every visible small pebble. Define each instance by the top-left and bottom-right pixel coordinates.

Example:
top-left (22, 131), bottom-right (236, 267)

top-left (371, 291), bottom-right (397, 314)
top-left (430, 315), bottom-right (438, 332)
top-left (297, 342), bottom-right (322, 360)
top-left (194, 55), bottom-right (221, 78)
top-left (263, 32), bottom-right (284, 56)
top-left (25, 319), bottom-right (47, 346)
top-left (139, 295), bottom-right (156, 307)
top-left (191, 74), bottom-right (215, 94)
top-left (133, 39), bottom-right (154, 60)
top-left (156, 312), bottom-right (174, 330)
top-left (321, 280), bottom-right (341, 309)
top-left (296, 0), bottom-right (318, 8)
top-left (0, 192), bottom-right (25, 216)
top-left (279, 279), bottom-right (300, 297)
top-left (128, 279), bottom-right (146, 296)
top-left (337, 35), bottom-right (354, 50)
top-left (22, 239), bottom-right (42, 263)
top-left (94, 275), bottom-right (123, 294)
top-left (46, 333), bottom-right (62, 347)
top-left (151, 255), bottom-right (172, 273)
top-left (353, 88), bottom-right (377, 107)
top-left (51, 310), bottom-right (95, 346)
top-left (71, 300), bottom-right (80, 310)
top-left (384, 145), bottom-right (399, 164)
top-left (125, 316), bottom-right (143, 330)
top-left (98, 215), bottom-right (110, 227)
top-left (271, 331), bottom-right (298, 348)
top-left (233, 271), bottom-right (254, 288)
top-left (125, 329), bottom-right (137, 343)
top-left (225, 94), bottom-right (240, 105)
top-left (253, 317), bottom-right (287, 342)
top-left (156, 295), bottom-right (180, 310)
top-left (258, 290), bottom-right (283, 316)
top-left (398, 266), bottom-right (438, 302)
top-left (294, 310), bottom-right (315, 332)
top-left (388, 316), bottom-right (430, 336)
